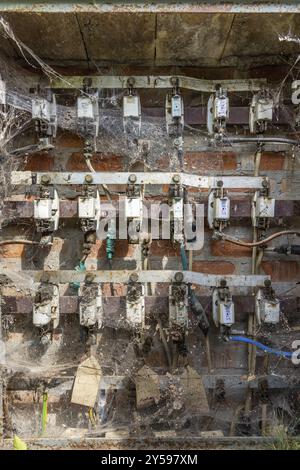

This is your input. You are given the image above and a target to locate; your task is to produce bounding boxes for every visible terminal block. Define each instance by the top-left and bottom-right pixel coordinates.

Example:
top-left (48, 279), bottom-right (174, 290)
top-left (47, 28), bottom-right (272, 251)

top-left (123, 78), bottom-right (141, 135)
top-left (78, 187), bottom-right (101, 233)
top-left (79, 274), bottom-right (103, 330)
top-left (32, 94), bottom-right (57, 143)
top-left (249, 91), bottom-right (274, 134)
top-left (169, 272), bottom-right (189, 338)
top-left (255, 279), bottom-right (280, 324)
top-left (207, 87), bottom-right (229, 135)
top-left (126, 273), bottom-right (145, 328)
top-left (77, 91), bottom-right (99, 141)
top-left (33, 281), bottom-right (59, 343)
top-left (34, 182), bottom-right (59, 243)
top-left (125, 174), bottom-right (143, 244)
top-left (165, 77), bottom-right (184, 136)
top-left (252, 180), bottom-right (275, 229)
top-left (208, 180), bottom-right (230, 233)
top-left (169, 175), bottom-right (184, 244)
top-left (212, 280), bottom-right (235, 336)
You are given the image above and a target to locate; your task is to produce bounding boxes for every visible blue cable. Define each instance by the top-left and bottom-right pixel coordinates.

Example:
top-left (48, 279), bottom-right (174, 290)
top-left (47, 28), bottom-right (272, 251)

top-left (229, 335), bottom-right (293, 358)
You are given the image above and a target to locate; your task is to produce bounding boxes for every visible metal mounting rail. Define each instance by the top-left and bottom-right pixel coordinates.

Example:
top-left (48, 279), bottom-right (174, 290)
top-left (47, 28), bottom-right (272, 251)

top-left (0, 3), bottom-right (299, 15)
top-left (49, 76), bottom-right (267, 92)
top-left (11, 171), bottom-right (267, 189)
top-left (9, 270), bottom-right (269, 287)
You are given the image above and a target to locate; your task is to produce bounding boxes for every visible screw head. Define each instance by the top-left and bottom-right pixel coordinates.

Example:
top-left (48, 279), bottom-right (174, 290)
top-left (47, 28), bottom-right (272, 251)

top-left (129, 273), bottom-right (139, 283)
top-left (127, 77), bottom-right (135, 88)
top-left (217, 180), bottom-right (223, 188)
top-left (264, 279), bottom-right (272, 287)
top-left (220, 279), bottom-right (227, 288)
top-left (85, 273), bottom-right (95, 284)
top-left (172, 174), bottom-right (180, 184)
top-left (41, 175), bottom-right (51, 185)
top-left (174, 272), bottom-right (184, 283)
top-left (85, 174), bottom-right (93, 184)
top-left (128, 174), bottom-right (137, 183)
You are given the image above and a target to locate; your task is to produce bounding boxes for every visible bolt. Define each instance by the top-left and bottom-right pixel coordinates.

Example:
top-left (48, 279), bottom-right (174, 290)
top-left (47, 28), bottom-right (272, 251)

top-left (170, 76), bottom-right (178, 88)
top-left (85, 174), bottom-right (93, 184)
top-left (172, 174), bottom-right (180, 184)
top-left (128, 174), bottom-right (137, 184)
top-left (41, 175), bottom-right (51, 185)
top-left (127, 77), bottom-right (135, 88)
top-left (85, 273), bottom-right (95, 284)
top-left (129, 273), bottom-right (139, 283)
top-left (264, 279), bottom-right (272, 287)
top-left (174, 272), bottom-right (184, 283)
top-left (220, 279), bottom-right (227, 288)
top-left (41, 272), bottom-right (51, 283)
top-left (40, 334), bottom-right (50, 346)
top-left (217, 180), bottom-right (223, 188)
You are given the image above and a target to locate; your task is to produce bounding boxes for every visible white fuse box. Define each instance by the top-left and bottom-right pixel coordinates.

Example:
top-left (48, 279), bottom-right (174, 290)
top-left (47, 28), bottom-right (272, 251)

top-left (32, 98), bottom-right (51, 121)
top-left (0, 79), bottom-right (6, 105)
top-left (34, 199), bottom-right (53, 220)
top-left (255, 289), bottom-right (280, 324)
top-left (33, 284), bottom-right (59, 329)
top-left (78, 194), bottom-right (100, 219)
top-left (255, 196), bottom-right (275, 218)
top-left (79, 283), bottom-right (103, 328)
top-left (214, 197), bottom-right (230, 220)
top-left (126, 284), bottom-right (145, 326)
top-left (250, 94), bottom-right (274, 133)
top-left (34, 190), bottom-right (60, 231)
top-left (171, 94), bottom-right (183, 118)
top-left (169, 284), bottom-right (189, 328)
top-left (125, 197), bottom-right (142, 219)
top-left (77, 96), bottom-right (95, 119)
top-left (123, 95), bottom-right (141, 118)
top-left (253, 97), bottom-right (273, 122)
top-left (218, 301), bottom-right (235, 326)
top-left (214, 96), bottom-right (229, 120)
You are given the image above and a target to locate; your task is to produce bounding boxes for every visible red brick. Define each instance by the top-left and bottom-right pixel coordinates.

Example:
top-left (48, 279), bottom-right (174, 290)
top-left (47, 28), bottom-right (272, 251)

top-left (66, 153), bottom-right (123, 171)
top-left (102, 283), bottom-right (126, 296)
top-left (260, 152), bottom-right (285, 171)
top-left (150, 240), bottom-right (180, 257)
top-left (184, 152), bottom-right (237, 173)
top-left (56, 131), bottom-right (83, 148)
top-left (87, 240), bottom-right (136, 258)
top-left (0, 243), bottom-right (25, 258)
top-left (262, 261), bottom-right (300, 281)
top-left (192, 260), bottom-right (235, 275)
top-left (25, 152), bottom-right (54, 171)
top-left (211, 240), bottom-right (252, 257)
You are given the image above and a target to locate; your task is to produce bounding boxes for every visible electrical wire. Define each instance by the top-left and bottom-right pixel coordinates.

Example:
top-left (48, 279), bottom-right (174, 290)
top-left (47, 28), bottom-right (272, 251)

top-left (85, 156), bottom-right (113, 203)
top-left (221, 230), bottom-right (300, 248)
top-left (0, 239), bottom-right (40, 246)
top-left (223, 136), bottom-right (300, 146)
top-left (229, 335), bottom-right (293, 358)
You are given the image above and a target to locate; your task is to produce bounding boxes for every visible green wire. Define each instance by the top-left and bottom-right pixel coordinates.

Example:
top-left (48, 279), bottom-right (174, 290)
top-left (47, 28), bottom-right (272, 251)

top-left (69, 261), bottom-right (86, 290)
top-left (41, 392), bottom-right (48, 436)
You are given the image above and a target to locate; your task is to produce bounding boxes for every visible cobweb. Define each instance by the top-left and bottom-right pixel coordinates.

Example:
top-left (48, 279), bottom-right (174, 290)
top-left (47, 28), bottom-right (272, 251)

top-left (0, 15), bottom-right (299, 445)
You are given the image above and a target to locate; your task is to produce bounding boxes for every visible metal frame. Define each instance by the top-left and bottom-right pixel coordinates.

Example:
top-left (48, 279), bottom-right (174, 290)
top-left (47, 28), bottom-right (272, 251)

top-left (0, 3), bottom-right (300, 14)
top-left (49, 75), bottom-right (266, 92)
top-left (11, 171), bottom-right (267, 190)
top-left (9, 270), bottom-right (269, 287)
